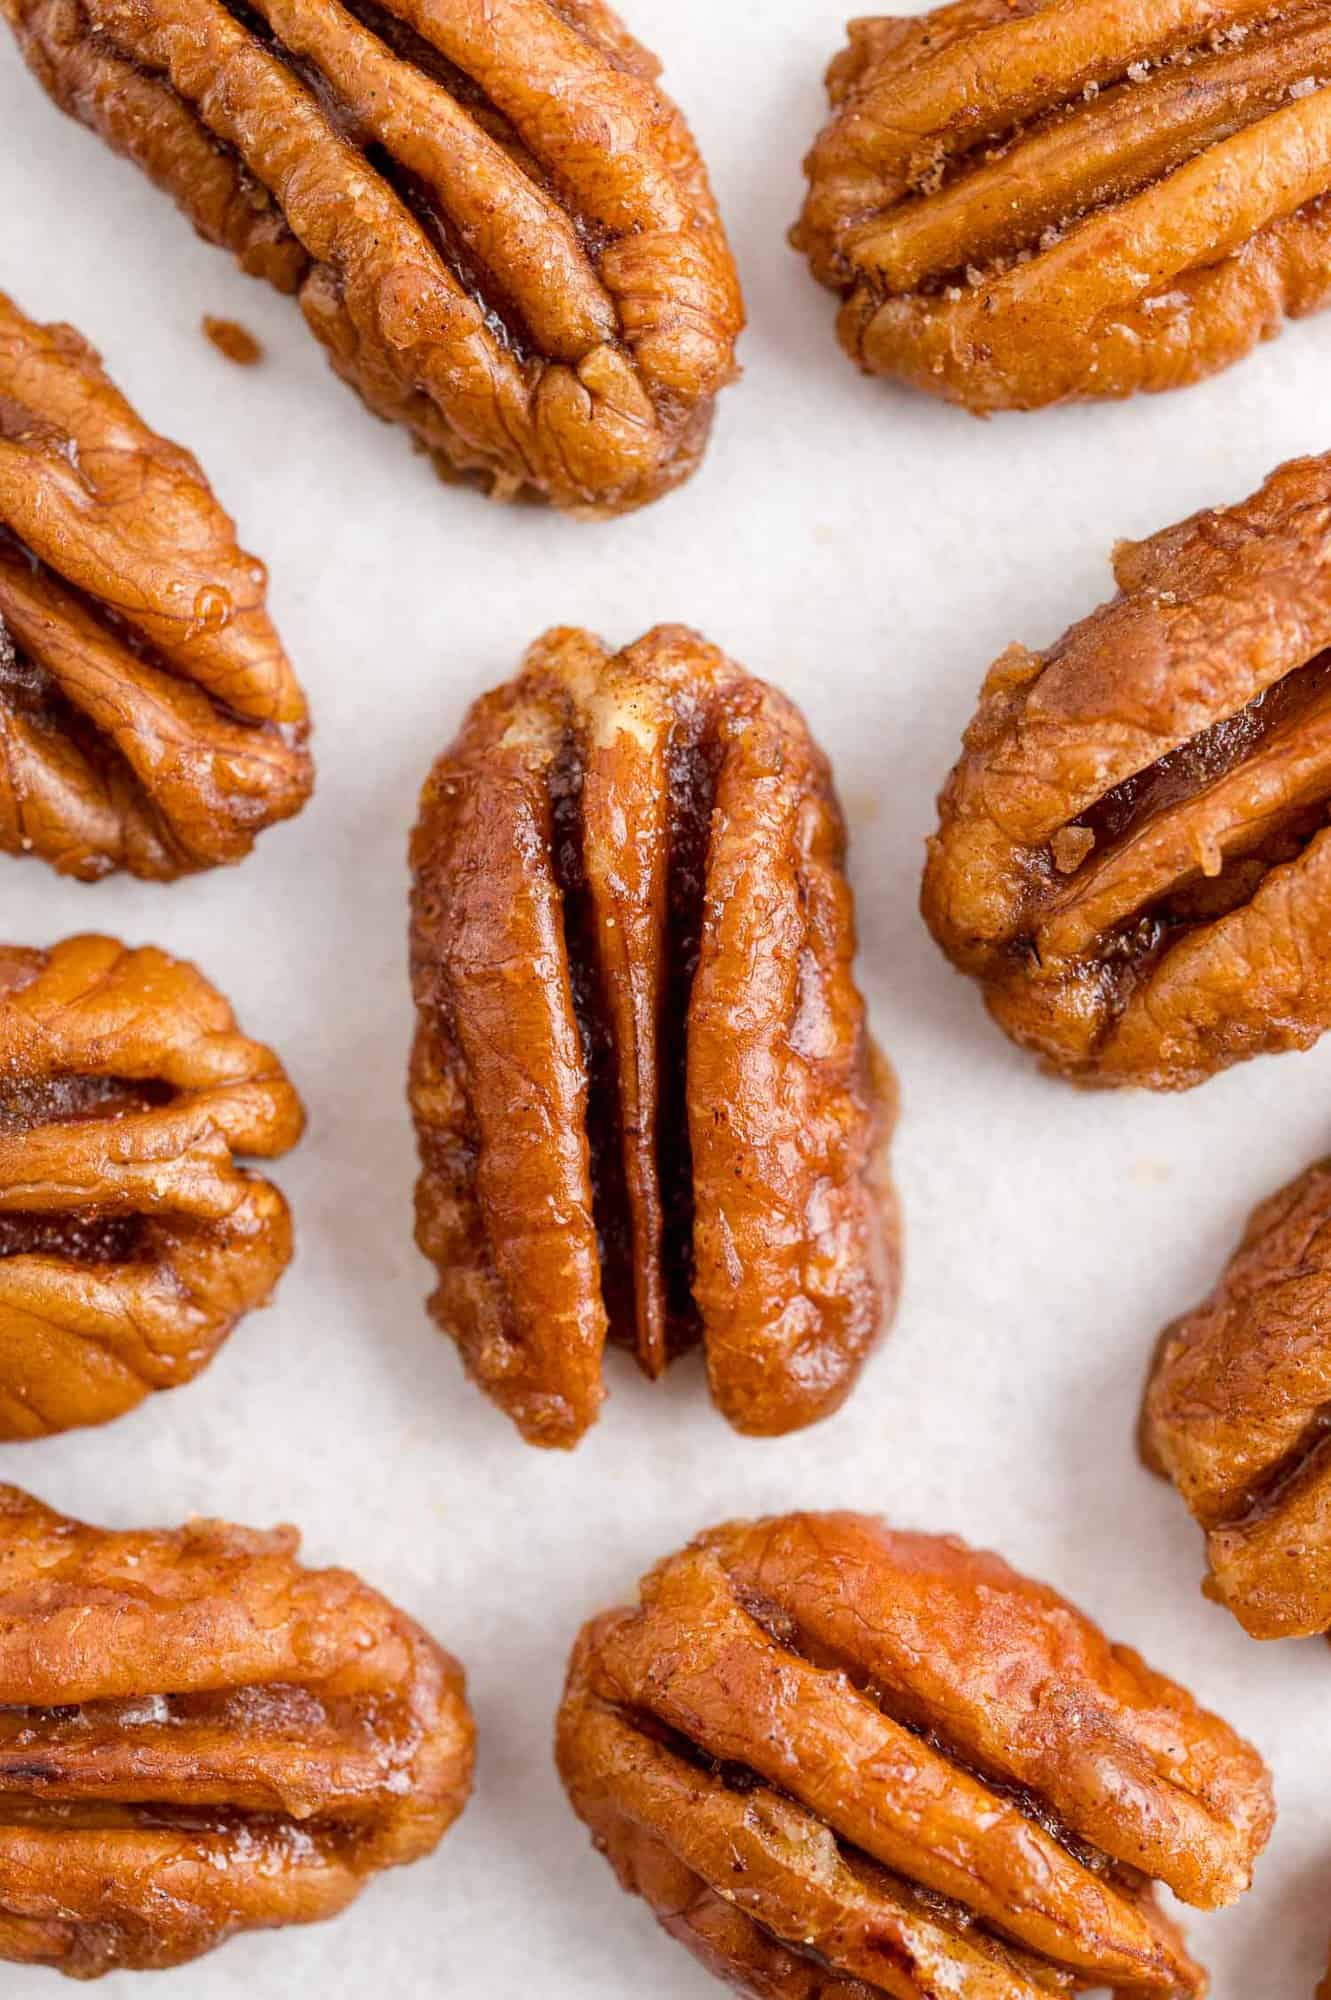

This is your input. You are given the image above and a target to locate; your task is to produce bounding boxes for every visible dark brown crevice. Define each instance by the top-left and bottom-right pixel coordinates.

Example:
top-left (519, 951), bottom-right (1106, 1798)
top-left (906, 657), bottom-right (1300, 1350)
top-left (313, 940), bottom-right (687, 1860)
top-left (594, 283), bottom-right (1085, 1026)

top-left (1219, 1403), bottom-right (1331, 1530)
top-left (0, 1075), bottom-right (175, 1134)
top-left (0, 1211), bottom-right (148, 1265)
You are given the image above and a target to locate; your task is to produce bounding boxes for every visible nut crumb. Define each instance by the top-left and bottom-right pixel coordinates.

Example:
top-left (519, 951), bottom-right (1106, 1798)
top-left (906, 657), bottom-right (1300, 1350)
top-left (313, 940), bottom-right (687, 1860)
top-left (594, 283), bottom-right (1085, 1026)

top-left (202, 316), bottom-right (264, 366)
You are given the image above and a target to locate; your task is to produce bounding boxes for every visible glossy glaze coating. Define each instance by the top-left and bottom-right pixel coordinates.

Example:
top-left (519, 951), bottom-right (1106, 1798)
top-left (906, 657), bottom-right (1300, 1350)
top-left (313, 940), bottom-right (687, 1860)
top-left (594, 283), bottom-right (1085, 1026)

top-left (1143, 1156), bottom-right (1331, 1639)
top-left (410, 626), bottom-right (899, 1448)
top-left (557, 1512), bottom-right (1274, 1999)
top-left (922, 452), bottom-right (1331, 1088)
top-left (0, 1484), bottom-right (474, 1977)
top-left (3, 0), bottom-right (743, 517)
top-left (793, 0), bottom-right (1331, 411)
top-left (0, 934), bottom-right (303, 1439)
top-left (0, 291), bottom-right (309, 880)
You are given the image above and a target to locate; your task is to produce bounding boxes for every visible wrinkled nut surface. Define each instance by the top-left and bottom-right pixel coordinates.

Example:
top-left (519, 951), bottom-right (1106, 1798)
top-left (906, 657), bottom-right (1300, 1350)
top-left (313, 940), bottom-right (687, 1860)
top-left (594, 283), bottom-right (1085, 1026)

top-left (3, 0), bottom-right (744, 518)
top-left (1142, 1157), bottom-right (1331, 1641)
top-left (410, 626), bottom-right (899, 1449)
top-left (0, 934), bottom-right (304, 1441)
top-left (0, 1484), bottom-right (474, 1978)
top-left (792, 0), bottom-right (1331, 412)
top-left (557, 1512), bottom-right (1275, 2000)
top-left (922, 452), bottom-right (1331, 1089)
top-left (0, 291), bottom-right (310, 881)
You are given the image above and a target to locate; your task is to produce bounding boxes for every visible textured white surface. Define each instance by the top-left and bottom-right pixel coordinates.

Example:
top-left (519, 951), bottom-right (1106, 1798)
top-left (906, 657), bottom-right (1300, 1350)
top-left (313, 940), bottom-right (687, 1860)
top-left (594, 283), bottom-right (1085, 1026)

top-left (2, 4), bottom-right (1330, 1994)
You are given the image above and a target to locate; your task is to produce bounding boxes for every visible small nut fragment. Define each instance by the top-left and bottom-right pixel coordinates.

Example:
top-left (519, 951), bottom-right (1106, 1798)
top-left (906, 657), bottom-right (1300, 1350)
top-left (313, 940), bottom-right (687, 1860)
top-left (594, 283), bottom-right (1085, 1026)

top-left (0, 933), bottom-right (304, 1440)
top-left (409, 626), bottom-right (899, 1449)
top-left (0, 291), bottom-right (311, 881)
top-left (0, 1483), bottom-right (474, 1977)
top-left (556, 1512), bottom-right (1274, 1999)
top-left (922, 451), bottom-right (1331, 1089)
top-left (3, 0), bottom-right (744, 517)
top-left (793, 0), bottom-right (1331, 410)
top-left (1142, 1157), bottom-right (1331, 1641)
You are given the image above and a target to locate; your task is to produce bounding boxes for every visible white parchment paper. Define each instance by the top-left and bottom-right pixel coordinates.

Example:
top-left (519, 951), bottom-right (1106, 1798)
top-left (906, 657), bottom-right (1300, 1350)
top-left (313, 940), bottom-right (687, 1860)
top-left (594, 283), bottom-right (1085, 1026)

top-left (3, 6), bottom-right (1331, 1992)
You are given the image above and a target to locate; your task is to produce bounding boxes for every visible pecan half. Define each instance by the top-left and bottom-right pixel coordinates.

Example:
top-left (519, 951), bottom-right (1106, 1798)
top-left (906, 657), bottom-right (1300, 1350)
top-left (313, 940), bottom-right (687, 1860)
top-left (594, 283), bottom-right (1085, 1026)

top-left (0, 934), bottom-right (303, 1440)
top-left (793, 0), bottom-right (1331, 412)
top-left (557, 1513), bottom-right (1275, 2000)
top-left (3, 0), bottom-right (744, 518)
top-left (922, 452), bottom-right (1331, 1089)
top-left (0, 292), bottom-right (311, 881)
top-left (0, 1483), bottom-right (474, 1977)
top-left (1141, 1157), bottom-right (1331, 1641)
top-left (409, 626), bottom-right (899, 1449)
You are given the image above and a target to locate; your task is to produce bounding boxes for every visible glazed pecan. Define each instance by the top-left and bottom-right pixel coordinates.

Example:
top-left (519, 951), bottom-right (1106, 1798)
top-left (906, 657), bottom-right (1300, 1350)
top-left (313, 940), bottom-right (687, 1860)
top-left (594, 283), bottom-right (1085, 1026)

top-left (557, 1513), bottom-right (1275, 2000)
top-left (1141, 1157), bottom-right (1331, 1640)
top-left (0, 291), bottom-right (310, 881)
top-left (0, 934), bottom-right (303, 1440)
top-left (409, 626), bottom-right (899, 1449)
top-left (793, 0), bottom-right (1331, 412)
top-left (922, 452), bottom-right (1331, 1089)
top-left (0, 1483), bottom-right (474, 1977)
top-left (3, 0), bottom-right (744, 517)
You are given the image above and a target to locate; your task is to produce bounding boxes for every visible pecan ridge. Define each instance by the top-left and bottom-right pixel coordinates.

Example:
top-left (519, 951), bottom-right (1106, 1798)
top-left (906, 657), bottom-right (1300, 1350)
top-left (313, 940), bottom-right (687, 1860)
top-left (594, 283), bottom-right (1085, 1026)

top-left (0, 1483), bottom-right (475, 1978)
top-left (0, 933), bottom-right (304, 1440)
top-left (2, 0), bottom-right (744, 517)
top-left (793, 0), bottom-right (1331, 411)
top-left (0, 291), bottom-right (311, 881)
top-left (409, 625), bottom-right (899, 1448)
top-left (557, 1512), bottom-right (1275, 2000)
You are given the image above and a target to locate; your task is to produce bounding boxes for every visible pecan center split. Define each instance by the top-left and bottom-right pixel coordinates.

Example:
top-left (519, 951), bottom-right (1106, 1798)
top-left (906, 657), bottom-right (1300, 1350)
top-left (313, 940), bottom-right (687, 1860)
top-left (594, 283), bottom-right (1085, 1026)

top-left (410, 626), bottom-right (899, 1448)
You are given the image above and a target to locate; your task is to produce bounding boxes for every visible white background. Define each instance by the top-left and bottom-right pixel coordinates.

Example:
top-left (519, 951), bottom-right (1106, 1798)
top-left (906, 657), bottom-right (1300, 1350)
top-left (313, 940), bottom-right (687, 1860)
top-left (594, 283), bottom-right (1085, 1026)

top-left (3, 4), bottom-right (1331, 1993)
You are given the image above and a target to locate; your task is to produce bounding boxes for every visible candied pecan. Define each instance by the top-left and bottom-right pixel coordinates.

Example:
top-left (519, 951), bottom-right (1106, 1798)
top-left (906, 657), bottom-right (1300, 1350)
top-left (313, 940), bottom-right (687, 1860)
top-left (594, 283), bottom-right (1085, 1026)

top-left (0, 933), bottom-right (304, 1440)
top-left (1140, 1156), bottom-right (1331, 1640)
top-left (557, 1512), bottom-right (1274, 2000)
top-left (0, 1483), bottom-right (474, 1977)
top-left (0, 291), bottom-right (311, 881)
top-left (409, 625), bottom-right (899, 1450)
top-left (922, 452), bottom-right (1331, 1089)
top-left (793, 0), bottom-right (1331, 412)
top-left (3, 0), bottom-right (744, 518)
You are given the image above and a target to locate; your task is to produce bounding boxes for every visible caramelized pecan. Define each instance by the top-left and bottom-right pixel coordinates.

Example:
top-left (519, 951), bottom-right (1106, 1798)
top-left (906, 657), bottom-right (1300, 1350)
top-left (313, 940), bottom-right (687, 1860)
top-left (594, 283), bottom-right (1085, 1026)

top-left (0, 1483), bottom-right (474, 1977)
top-left (1141, 1157), bottom-right (1331, 1640)
top-left (0, 934), bottom-right (303, 1440)
top-left (0, 291), bottom-right (310, 881)
top-left (409, 626), bottom-right (899, 1449)
top-left (558, 1513), bottom-right (1274, 2000)
top-left (3, 0), bottom-right (743, 517)
top-left (793, 0), bottom-right (1331, 411)
top-left (922, 452), bottom-right (1331, 1088)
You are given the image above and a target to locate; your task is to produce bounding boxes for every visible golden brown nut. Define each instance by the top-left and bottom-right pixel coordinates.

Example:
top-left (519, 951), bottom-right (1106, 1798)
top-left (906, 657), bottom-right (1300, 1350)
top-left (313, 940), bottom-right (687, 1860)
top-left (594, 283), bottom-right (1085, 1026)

top-left (557, 1512), bottom-right (1275, 2000)
top-left (922, 451), bottom-right (1331, 1089)
top-left (1141, 1157), bottom-right (1331, 1641)
top-left (409, 625), bottom-right (899, 1450)
top-left (0, 933), bottom-right (304, 1440)
top-left (0, 291), bottom-right (310, 881)
top-left (3, 0), bottom-right (744, 518)
top-left (0, 1483), bottom-right (474, 1977)
top-left (793, 0), bottom-right (1331, 412)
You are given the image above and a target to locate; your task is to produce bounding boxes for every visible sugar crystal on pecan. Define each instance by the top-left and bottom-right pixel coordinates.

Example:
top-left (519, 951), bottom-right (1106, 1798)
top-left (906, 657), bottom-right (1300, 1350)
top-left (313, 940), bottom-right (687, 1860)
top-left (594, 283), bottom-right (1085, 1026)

top-left (793, 0), bottom-right (1331, 411)
top-left (0, 934), bottom-right (303, 1440)
top-left (0, 1483), bottom-right (474, 1977)
top-left (2, 0), bottom-right (744, 517)
top-left (0, 291), bottom-right (310, 881)
top-left (409, 626), bottom-right (899, 1448)
top-left (557, 1512), bottom-right (1275, 2000)
top-left (922, 451), bottom-right (1331, 1088)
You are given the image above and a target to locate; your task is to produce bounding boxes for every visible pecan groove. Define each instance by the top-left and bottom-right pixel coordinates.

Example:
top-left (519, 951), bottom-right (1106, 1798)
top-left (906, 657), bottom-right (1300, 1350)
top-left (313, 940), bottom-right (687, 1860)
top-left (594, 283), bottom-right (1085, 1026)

top-left (922, 452), bottom-right (1331, 1088)
top-left (0, 934), bottom-right (303, 1440)
top-left (1142, 1156), bottom-right (1331, 1639)
top-left (557, 1513), bottom-right (1274, 2000)
top-left (793, 0), bottom-right (1331, 410)
top-left (0, 1484), bottom-right (474, 1977)
top-left (2, 0), bottom-right (744, 516)
top-left (0, 292), bottom-right (310, 881)
top-left (409, 626), bottom-right (899, 1448)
